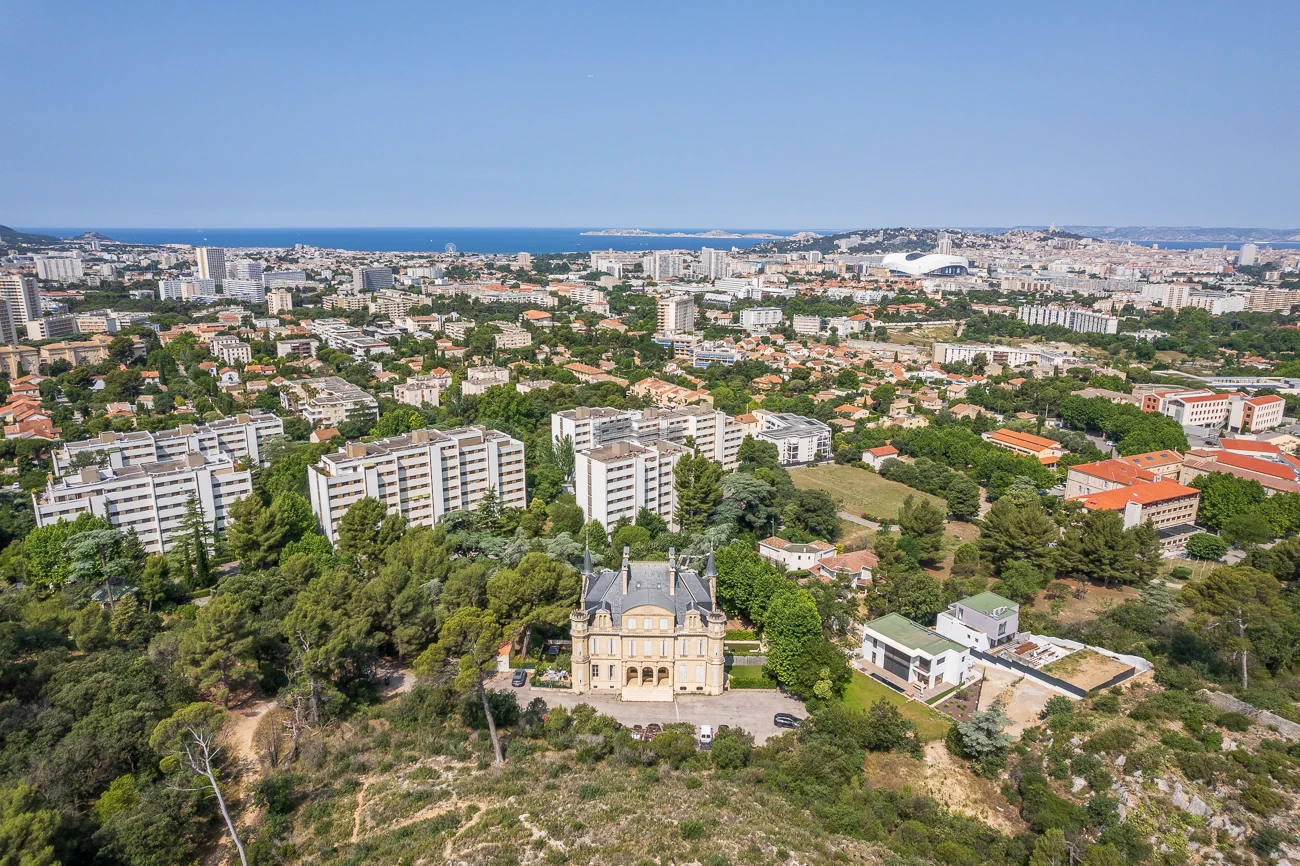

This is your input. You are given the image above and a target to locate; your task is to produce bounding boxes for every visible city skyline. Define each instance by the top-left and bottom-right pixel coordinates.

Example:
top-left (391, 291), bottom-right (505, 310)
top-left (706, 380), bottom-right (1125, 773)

top-left (3, 1), bottom-right (1298, 228)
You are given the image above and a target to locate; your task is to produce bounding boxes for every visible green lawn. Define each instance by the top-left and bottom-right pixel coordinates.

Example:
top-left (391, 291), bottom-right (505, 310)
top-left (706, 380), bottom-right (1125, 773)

top-left (791, 464), bottom-right (944, 522)
top-left (840, 670), bottom-right (952, 741)
top-left (727, 666), bottom-right (778, 689)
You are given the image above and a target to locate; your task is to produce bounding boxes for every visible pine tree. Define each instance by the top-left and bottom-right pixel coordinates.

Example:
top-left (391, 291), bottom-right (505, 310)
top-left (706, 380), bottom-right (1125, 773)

top-left (180, 593), bottom-right (258, 705)
top-left (899, 495), bottom-right (947, 565)
top-left (674, 450), bottom-right (723, 532)
top-left (227, 495), bottom-right (287, 571)
top-left (336, 496), bottom-right (389, 566)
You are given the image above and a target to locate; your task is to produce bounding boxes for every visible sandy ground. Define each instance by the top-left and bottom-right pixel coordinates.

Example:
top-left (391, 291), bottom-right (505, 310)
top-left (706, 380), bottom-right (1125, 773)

top-left (976, 664), bottom-right (1062, 737)
top-left (1043, 650), bottom-right (1132, 691)
top-left (863, 743), bottom-right (1025, 835)
top-left (229, 699), bottom-right (275, 765)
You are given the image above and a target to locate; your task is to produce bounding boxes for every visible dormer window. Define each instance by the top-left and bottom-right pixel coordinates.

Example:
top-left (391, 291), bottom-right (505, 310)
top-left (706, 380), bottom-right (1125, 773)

top-left (627, 618), bottom-right (637, 630)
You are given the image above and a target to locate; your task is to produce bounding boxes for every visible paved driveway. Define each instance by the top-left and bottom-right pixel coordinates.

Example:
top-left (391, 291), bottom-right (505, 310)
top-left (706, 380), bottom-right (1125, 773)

top-left (492, 675), bottom-right (806, 744)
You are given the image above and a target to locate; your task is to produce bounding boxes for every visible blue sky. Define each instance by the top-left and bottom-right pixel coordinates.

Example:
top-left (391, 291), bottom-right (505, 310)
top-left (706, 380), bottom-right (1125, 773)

top-left (3, 0), bottom-right (1298, 229)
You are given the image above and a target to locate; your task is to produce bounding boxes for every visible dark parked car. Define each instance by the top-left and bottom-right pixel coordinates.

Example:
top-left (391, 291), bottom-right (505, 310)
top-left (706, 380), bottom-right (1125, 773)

top-left (773, 713), bottom-right (803, 729)
top-left (511, 669), bottom-right (528, 687)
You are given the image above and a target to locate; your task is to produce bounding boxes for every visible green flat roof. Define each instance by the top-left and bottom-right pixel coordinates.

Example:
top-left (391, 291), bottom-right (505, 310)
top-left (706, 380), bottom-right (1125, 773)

top-left (866, 613), bottom-right (965, 656)
top-left (958, 592), bottom-right (1018, 619)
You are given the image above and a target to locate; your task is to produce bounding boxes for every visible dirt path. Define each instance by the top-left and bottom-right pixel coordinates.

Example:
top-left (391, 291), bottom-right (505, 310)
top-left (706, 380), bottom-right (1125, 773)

top-left (228, 699), bottom-right (276, 765)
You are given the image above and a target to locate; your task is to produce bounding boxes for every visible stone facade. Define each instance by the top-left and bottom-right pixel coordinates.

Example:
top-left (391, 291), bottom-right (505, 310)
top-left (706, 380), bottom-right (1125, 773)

top-left (570, 547), bottom-right (726, 702)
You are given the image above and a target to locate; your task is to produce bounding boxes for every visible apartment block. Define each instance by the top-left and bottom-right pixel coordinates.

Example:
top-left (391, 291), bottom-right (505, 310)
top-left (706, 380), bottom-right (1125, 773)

top-left (656, 294), bottom-right (695, 336)
top-left (33, 453), bottom-right (253, 554)
top-left (753, 411), bottom-right (831, 465)
top-left (209, 335), bottom-right (252, 366)
top-left (552, 405), bottom-right (743, 470)
top-left (307, 426), bottom-right (525, 543)
top-left (574, 439), bottom-right (688, 529)
top-left (393, 375), bottom-right (445, 407)
top-left (275, 338), bottom-right (317, 360)
top-left (279, 376), bottom-right (379, 427)
top-left (25, 314), bottom-right (77, 341)
top-left (267, 288), bottom-right (294, 316)
top-left (195, 247), bottom-right (227, 286)
top-left (52, 411), bottom-right (284, 475)
top-left (1072, 479), bottom-right (1201, 549)
top-left (1017, 304), bottom-right (1119, 334)
top-left (0, 274), bottom-right (42, 324)
top-left (352, 266), bottom-right (395, 291)
top-left (739, 307), bottom-right (783, 331)
top-left (460, 365), bottom-right (510, 395)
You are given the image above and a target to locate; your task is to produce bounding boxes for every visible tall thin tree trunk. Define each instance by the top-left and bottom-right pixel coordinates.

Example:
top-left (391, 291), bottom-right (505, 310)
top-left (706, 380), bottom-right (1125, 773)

top-left (477, 671), bottom-right (504, 764)
top-left (203, 764), bottom-right (248, 866)
top-left (1239, 607), bottom-right (1249, 690)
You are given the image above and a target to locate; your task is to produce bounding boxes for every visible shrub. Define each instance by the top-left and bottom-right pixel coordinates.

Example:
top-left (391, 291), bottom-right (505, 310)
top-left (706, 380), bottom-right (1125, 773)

top-left (1042, 696), bottom-right (1074, 719)
top-left (1083, 726), bottom-right (1138, 755)
top-left (1170, 566), bottom-right (1193, 581)
top-left (1217, 711), bottom-right (1252, 733)
top-left (680, 819), bottom-right (705, 840)
top-left (1242, 782), bottom-right (1286, 815)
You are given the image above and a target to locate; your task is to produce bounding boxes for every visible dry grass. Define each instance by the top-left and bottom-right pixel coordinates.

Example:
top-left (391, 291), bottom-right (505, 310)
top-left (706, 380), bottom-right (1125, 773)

top-left (792, 464), bottom-right (944, 521)
top-left (1030, 582), bottom-right (1140, 625)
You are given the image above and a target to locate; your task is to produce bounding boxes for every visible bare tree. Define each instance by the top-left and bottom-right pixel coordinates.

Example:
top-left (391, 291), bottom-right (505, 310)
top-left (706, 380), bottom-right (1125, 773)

top-left (150, 702), bottom-right (248, 866)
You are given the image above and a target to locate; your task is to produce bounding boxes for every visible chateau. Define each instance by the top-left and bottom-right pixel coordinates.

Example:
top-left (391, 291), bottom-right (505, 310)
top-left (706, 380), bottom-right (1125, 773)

top-left (570, 547), bottom-right (727, 702)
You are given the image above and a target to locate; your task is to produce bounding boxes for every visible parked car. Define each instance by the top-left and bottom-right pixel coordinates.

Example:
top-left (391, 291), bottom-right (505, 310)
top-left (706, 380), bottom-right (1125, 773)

top-left (698, 725), bottom-right (713, 747)
top-left (773, 713), bottom-right (803, 729)
top-left (511, 669), bottom-right (528, 687)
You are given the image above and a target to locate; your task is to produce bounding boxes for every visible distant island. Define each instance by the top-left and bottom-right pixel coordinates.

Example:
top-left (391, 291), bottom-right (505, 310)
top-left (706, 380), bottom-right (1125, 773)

top-left (580, 228), bottom-right (796, 239)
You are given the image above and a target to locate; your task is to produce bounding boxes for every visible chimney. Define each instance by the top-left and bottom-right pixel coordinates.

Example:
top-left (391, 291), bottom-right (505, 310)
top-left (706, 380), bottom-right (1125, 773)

top-left (236, 413), bottom-right (250, 424)
top-left (98, 431), bottom-right (116, 444)
top-left (346, 442), bottom-right (367, 459)
top-left (621, 545), bottom-right (631, 594)
top-left (79, 466), bottom-right (99, 484)
top-left (668, 546), bottom-right (677, 596)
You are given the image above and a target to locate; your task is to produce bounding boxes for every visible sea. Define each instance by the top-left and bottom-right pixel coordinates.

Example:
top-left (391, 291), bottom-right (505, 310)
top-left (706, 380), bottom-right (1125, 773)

top-left (19, 227), bottom-right (807, 255)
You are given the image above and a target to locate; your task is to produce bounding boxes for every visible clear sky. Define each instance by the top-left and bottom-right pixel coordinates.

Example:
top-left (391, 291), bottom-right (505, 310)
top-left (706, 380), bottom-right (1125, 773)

top-left (3, 0), bottom-right (1298, 229)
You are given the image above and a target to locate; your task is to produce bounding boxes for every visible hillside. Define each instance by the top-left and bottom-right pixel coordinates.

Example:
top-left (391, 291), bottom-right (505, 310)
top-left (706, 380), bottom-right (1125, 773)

top-left (752, 226), bottom-right (949, 256)
top-left (0, 224), bottom-right (61, 245)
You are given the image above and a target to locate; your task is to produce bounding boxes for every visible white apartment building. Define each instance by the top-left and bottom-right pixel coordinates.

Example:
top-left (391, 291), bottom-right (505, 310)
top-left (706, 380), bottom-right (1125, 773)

top-left (73, 311), bottom-right (121, 334)
top-left (209, 335), bottom-right (252, 366)
top-left (493, 323), bottom-right (532, 350)
top-left (0, 301), bottom-right (18, 345)
top-left (32, 453), bottom-right (253, 555)
top-left (352, 266), bottom-right (395, 291)
top-left (753, 411), bottom-right (831, 465)
top-left (739, 307), bottom-right (783, 331)
top-left (53, 411), bottom-right (284, 474)
top-left (280, 376), bottom-right (379, 427)
top-left (1017, 304), bottom-right (1119, 335)
top-left (574, 439), bottom-right (688, 529)
top-left (657, 294), bottom-right (695, 336)
top-left (368, 288), bottom-right (424, 319)
top-left (460, 365), bottom-right (510, 396)
top-left (552, 405), bottom-right (744, 470)
top-left (262, 270), bottom-right (308, 287)
top-left (0, 274), bottom-right (42, 324)
top-left (698, 247), bottom-right (730, 279)
top-left (195, 247), bottom-right (227, 286)
top-left (393, 375), bottom-right (444, 407)
top-left (932, 342), bottom-right (1067, 370)
top-left (642, 252), bottom-right (685, 281)
top-left (224, 278), bottom-right (266, 304)
top-left (26, 315), bottom-right (77, 341)
top-left (275, 338), bottom-right (317, 360)
top-left (308, 426), bottom-right (526, 543)
top-left (1186, 291), bottom-right (1247, 316)
top-left (267, 289), bottom-right (294, 316)
top-left (792, 314), bottom-right (822, 335)
top-left (34, 254), bottom-right (85, 282)
top-left (158, 277), bottom-right (218, 302)
top-left (230, 260), bottom-right (264, 281)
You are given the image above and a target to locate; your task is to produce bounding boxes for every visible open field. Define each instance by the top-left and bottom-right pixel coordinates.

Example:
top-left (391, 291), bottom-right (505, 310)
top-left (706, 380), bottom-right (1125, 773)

top-left (791, 464), bottom-right (944, 522)
top-left (1029, 582), bottom-right (1140, 625)
top-left (840, 670), bottom-right (951, 741)
top-left (1042, 648), bottom-right (1132, 691)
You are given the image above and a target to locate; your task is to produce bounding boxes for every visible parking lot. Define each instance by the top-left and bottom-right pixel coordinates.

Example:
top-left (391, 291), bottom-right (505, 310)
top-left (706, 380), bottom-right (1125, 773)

top-left (492, 675), bottom-right (806, 744)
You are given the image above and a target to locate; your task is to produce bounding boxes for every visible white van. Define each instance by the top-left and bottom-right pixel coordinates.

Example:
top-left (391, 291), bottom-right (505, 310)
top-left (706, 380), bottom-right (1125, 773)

top-left (698, 724), bottom-right (713, 747)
